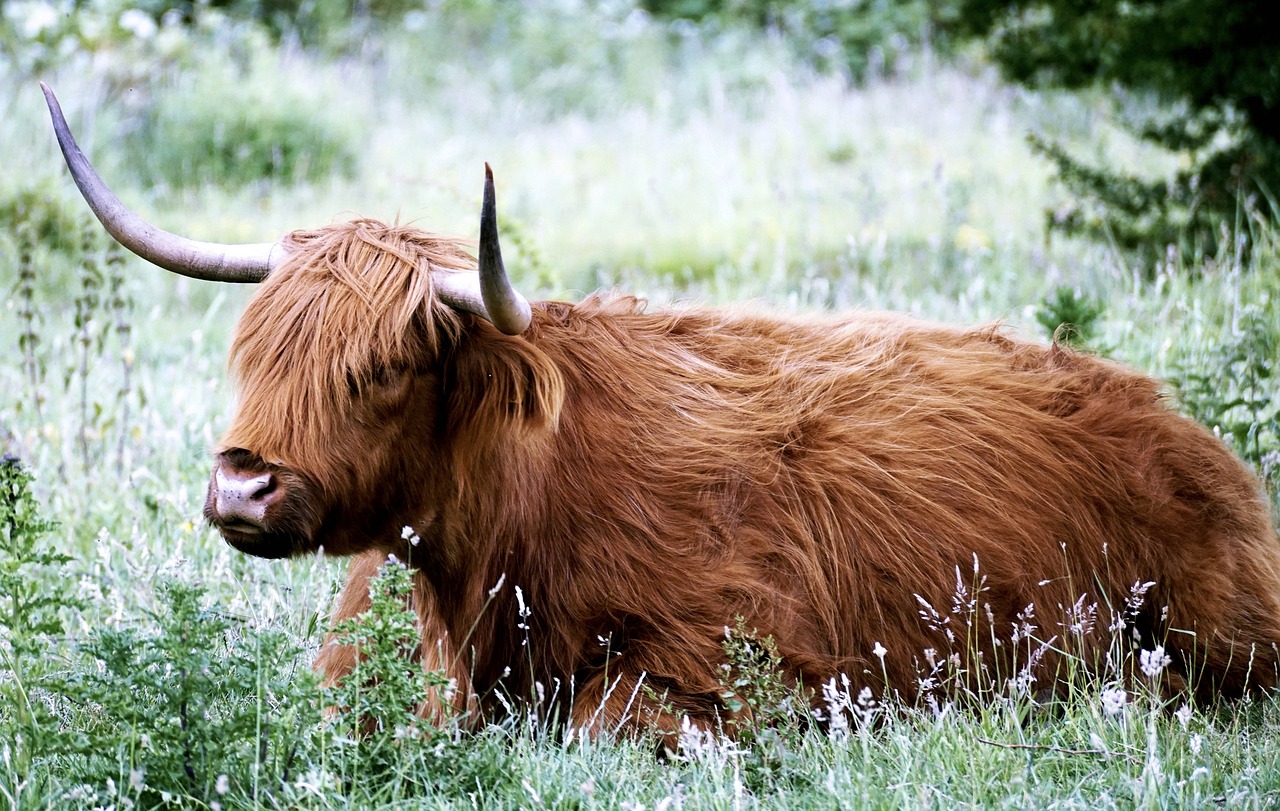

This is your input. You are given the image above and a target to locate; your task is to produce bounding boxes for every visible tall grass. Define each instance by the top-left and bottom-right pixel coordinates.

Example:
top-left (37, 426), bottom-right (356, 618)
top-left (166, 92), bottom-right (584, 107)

top-left (2, 3), bottom-right (1279, 807)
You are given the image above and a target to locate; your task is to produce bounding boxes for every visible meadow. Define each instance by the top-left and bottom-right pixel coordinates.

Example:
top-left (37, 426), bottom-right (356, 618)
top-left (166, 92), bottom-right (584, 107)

top-left (2, 2), bottom-right (1279, 808)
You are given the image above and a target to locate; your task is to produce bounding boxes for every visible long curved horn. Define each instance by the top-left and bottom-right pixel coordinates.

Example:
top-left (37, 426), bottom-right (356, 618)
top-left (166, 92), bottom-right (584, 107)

top-left (40, 82), bottom-right (281, 283)
top-left (435, 164), bottom-right (532, 336)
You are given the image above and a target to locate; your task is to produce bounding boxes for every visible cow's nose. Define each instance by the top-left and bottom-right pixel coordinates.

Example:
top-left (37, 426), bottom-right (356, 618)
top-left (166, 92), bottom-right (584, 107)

top-left (213, 467), bottom-right (278, 526)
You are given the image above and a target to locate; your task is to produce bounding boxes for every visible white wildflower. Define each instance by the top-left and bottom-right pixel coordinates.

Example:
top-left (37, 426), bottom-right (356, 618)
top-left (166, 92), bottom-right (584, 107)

top-left (215, 773), bottom-right (229, 795)
top-left (488, 572), bottom-right (506, 596)
top-left (1059, 594), bottom-right (1097, 636)
top-left (1126, 581), bottom-right (1157, 612)
top-left (677, 715), bottom-right (713, 758)
top-left (822, 677), bottom-right (850, 738)
top-left (400, 525), bottom-right (414, 540)
top-left (1190, 765), bottom-right (1210, 781)
top-left (62, 785), bottom-right (96, 802)
top-left (1140, 646), bottom-right (1171, 678)
top-left (515, 585), bottom-right (531, 642)
top-left (128, 769), bottom-right (145, 792)
top-left (872, 641), bottom-right (887, 661)
top-left (1189, 733), bottom-right (1203, 755)
top-left (1101, 687), bottom-right (1127, 717)
top-left (1008, 669), bottom-right (1034, 697)
top-left (852, 686), bottom-right (877, 723)
top-left (1174, 704), bottom-right (1192, 729)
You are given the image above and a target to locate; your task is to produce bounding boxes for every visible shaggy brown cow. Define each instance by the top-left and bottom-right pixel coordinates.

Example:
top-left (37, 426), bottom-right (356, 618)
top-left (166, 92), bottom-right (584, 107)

top-left (44, 84), bottom-right (1280, 739)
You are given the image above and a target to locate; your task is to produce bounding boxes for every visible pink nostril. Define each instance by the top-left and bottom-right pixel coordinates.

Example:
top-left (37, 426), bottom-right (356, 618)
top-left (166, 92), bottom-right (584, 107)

top-left (250, 474), bottom-right (277, 502)
top-left (214, 468), bottom-right (279, 526)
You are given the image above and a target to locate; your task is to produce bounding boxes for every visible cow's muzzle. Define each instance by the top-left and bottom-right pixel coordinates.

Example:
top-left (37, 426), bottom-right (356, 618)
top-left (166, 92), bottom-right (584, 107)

top-left (204, 451), bottom-right (307, 559)
top-left (212, 467), bottom-right (279, 530)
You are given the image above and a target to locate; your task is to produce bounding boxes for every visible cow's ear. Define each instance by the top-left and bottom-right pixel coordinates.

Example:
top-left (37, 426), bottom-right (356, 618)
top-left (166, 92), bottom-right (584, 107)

top-left (445, 331), bottom-right (565, 440)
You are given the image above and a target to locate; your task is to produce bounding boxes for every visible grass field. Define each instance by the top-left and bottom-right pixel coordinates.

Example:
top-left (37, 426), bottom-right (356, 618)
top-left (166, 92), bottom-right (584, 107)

top-left (2, 4), bottom-right (1280, 808)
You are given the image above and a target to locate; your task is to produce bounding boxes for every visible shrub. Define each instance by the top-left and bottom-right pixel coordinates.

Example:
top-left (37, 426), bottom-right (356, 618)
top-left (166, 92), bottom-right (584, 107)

top-left (1035, 285), bottom-right (1105, 351)
top-left (1173, 307), bottom-right (1280, 506)
top-left (324, 556), bottom-right (453, 761)
top-left (0, 457), bottom-right (80, 781)
top-left (957, 0), bottom-right (1280, 264)
top-left (130, 68), bottom-right (358, 189)
top-left (40, 579), bottom-right (319, 806)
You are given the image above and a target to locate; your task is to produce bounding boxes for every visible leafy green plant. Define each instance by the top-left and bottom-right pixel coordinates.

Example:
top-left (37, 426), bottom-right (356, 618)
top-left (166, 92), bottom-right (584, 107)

top-left (1035, 285), bottom-right (1105, 350)
top-left (958, 0), bottom-right (1280, 262)
top-left (1173, 307), bottom-right (1280, 503)
top-left (719, 619), bottom-right (798, 733)
top-left (0, 457), bottom-right (80, 781)
top-left (324, 555), bottom-right (454, 778)
top-left (130, 67), bottom-right (357, 189)
top-left (43, 578), bottom-right (319, 807)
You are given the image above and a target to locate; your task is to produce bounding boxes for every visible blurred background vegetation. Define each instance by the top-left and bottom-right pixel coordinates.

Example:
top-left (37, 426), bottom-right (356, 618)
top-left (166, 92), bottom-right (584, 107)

top-left (2, 1), bottom-right (1280, 807)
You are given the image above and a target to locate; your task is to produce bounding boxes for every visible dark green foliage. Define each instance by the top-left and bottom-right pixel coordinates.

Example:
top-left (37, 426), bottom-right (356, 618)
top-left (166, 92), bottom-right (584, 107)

top-left (1035, 285), bottom-right (1105, 350)
top-left (642, 0), bottom-right (961, 81)
top-left (1173, 307), bottom-right (1280, 504)
top-left (0, 184), bottom-right (90, 256)
top-left (717, 619), bottom-right (815, 791)
top-left (957, 0), bottom-right (1280, 261)
top-left (0, 458), bottom-right (80, 780)
top-left (324, 556), bottom-right (455, 777)
top-left (42, 579), bottom-right (320, 807)
top-left (129, 74), bottom-right (357, 189)
top-left (0, 458), bottom-right (73, 663)
top-left (719, 618), bottom-right (799, 735)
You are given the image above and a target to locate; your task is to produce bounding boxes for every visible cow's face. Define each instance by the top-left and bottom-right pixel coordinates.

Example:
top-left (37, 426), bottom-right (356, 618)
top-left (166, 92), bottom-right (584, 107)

top-left (204, 353), bottom-right (440, 560)
top-left (198, 223), bottom-right (469, 560)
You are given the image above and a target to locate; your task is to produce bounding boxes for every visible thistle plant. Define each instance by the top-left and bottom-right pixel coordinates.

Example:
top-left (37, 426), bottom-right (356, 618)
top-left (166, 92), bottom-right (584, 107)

top-left (13, 223), bottom-right (45, 430)
top-left (0, 457), bottom-right (79, 781)
top-left (45, 578), bottom-right (318, 807)
top-left (325, 555), bottom-right (454, 776)
top-left (71, 224), bottom-right (105, 473)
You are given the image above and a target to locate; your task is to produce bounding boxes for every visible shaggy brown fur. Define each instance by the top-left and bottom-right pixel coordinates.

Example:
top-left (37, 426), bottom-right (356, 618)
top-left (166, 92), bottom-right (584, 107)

top-left (206, 219), bottom-right (1280, 737)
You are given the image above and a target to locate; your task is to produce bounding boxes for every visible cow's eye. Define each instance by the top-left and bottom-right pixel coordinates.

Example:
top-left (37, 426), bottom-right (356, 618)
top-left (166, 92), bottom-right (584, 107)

top-left (346, 364), bottom-right (406, 396)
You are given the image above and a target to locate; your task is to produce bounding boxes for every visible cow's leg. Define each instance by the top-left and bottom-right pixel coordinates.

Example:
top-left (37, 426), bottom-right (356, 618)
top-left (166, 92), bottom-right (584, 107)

top-left (568, 664), bottom-right (724, 750)
top-left (1160, 566), bottom-right (1280, 702)
top-left (313, 549), bottom-right (384, 688)
top-left (314, 550), bottom-right (471, 724)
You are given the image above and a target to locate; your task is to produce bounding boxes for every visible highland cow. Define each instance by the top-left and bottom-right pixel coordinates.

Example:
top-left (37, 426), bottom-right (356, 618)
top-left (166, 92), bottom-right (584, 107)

top-left (44, 83), bottom-right (1280, 739)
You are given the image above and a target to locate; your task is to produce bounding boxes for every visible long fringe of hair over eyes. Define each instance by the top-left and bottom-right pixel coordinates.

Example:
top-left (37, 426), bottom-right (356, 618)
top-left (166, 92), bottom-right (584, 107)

top-left (221, 220), bottom-right (475, 472)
